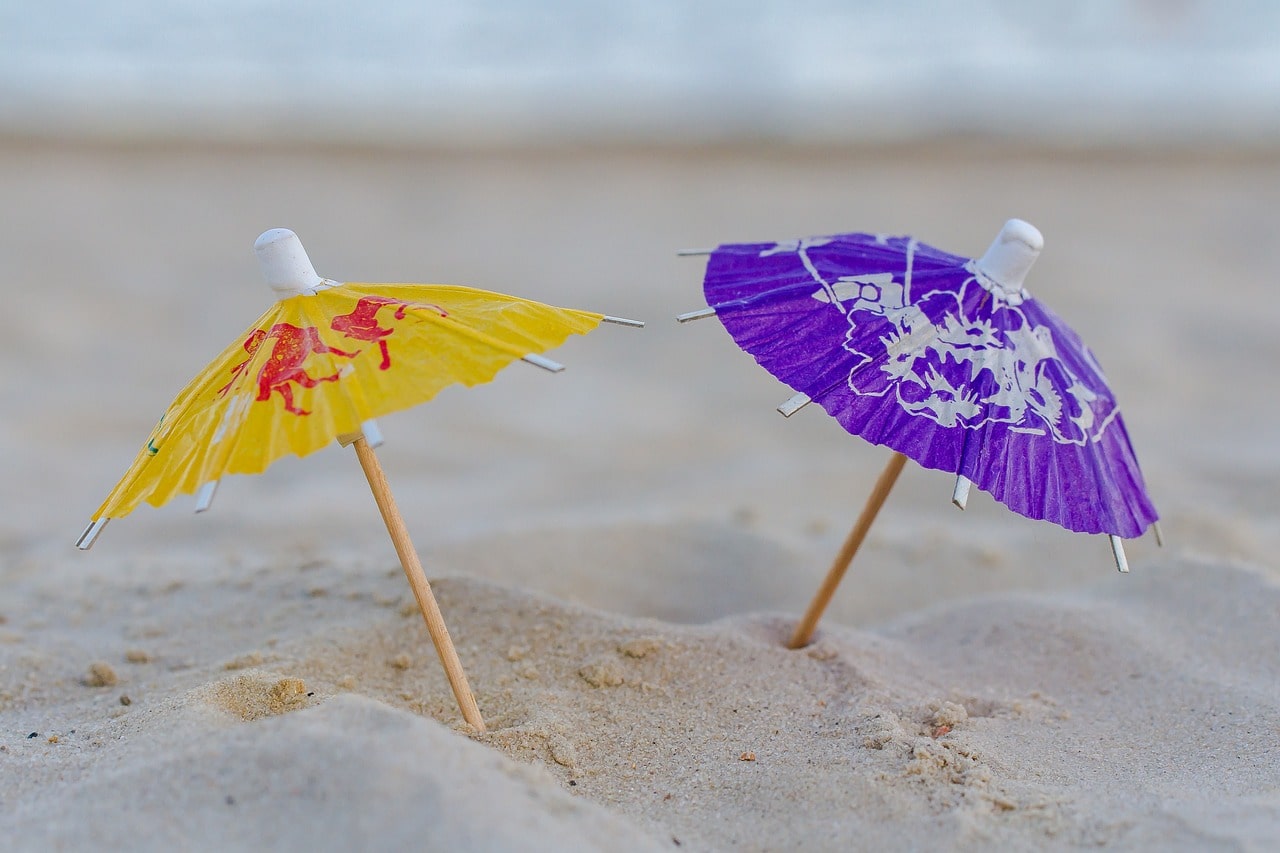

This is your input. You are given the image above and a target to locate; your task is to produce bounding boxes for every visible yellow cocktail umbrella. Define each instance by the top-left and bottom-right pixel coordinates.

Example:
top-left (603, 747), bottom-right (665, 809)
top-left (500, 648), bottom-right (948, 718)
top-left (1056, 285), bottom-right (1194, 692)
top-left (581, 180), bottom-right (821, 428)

top-left (78, 228), bottom-right (642, 731)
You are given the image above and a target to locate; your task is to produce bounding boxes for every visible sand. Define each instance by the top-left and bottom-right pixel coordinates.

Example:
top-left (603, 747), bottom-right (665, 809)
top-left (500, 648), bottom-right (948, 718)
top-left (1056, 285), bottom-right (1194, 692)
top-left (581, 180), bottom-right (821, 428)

top-left (1, 139), bottom-right (1278, 850)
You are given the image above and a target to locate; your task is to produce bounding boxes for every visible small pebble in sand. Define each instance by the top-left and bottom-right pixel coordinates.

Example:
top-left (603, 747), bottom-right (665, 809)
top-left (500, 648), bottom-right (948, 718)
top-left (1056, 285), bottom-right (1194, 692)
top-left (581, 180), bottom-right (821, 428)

top-left (211, 674), bottom-right (310, 720)
top-left (739, 751), bottom-right (756, 762)
top-left (548, 737), bottom-right (577, 768)
top-left (27, 732), bottom-right (38, 739)
top-left (928, 701), bottom-right (968, 730)
top-left (124, 649), bottom-right (153, 664)
top-left (804, 517), bottom-right (830, 536)
top-left (268, 678), bottom-right (307, 712)
top-left (578, 660), bottom-right (624, 688)
top-left (976, 547), bottom-right (1006, 568)
top-left (223, 651), bottom-right (265, 671)
top-left (389, 653), bottom-right (413, 670)
top-left (120, 695), bottom-right (132, 706)
top-left (84, 662), bottom-right (118, 687)
top-left (805, 644), bottom-right (838, 662)
top-left (617, 637), bottom-right (661, 659)
top-left (932, 725), bottom-right (952, 738)
top-left (863, 712), bottom-right (907, 750)
top-left (47, 735), bottom-right (59, 744)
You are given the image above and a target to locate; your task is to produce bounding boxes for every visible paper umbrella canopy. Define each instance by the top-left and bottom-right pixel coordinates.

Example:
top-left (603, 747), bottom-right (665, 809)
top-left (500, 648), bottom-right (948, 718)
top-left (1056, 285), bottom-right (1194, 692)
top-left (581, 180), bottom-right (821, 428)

top-left (679, 219), bottom-right (1159, 645)
top-left (79, 230), bottom-right (639, 535)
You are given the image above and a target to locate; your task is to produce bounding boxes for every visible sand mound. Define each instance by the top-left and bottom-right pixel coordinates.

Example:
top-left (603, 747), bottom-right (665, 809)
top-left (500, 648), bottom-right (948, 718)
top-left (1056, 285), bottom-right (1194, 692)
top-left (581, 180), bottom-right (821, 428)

top-left (165, 553), bottom-right (1271, 851)
top-left (1, 694), bottom-right (665, 852)
top-left (5, 540), bottom-right (1278, 849)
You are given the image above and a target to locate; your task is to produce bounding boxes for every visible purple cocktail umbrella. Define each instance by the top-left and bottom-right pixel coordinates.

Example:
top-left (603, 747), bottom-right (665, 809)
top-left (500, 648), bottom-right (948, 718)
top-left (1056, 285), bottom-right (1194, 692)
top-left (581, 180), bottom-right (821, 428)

top-left (678, 220), bottom-right (1159, 647)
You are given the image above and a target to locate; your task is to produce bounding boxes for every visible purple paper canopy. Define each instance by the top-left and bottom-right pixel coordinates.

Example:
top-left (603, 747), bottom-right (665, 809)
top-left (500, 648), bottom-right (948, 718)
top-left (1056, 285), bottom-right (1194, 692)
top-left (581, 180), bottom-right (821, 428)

top-left (702, 231), bottom-right (1159, 539)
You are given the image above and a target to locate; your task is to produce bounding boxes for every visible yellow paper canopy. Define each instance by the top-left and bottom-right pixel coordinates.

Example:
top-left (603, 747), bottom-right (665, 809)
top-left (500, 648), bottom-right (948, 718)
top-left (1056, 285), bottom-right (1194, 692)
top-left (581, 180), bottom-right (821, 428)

top-left (90, 281), bottom-right (603, 522)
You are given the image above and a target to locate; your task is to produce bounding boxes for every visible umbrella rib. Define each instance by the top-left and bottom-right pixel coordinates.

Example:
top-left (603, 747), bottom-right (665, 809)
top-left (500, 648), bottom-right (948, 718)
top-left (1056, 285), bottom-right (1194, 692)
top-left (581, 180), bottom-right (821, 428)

top-left (340, 284), bottom-right (601, 362)
top-left (777, 393), bottom-right (811, 417)
top-left (76, 518), bottom-right (110, 550)
top-left (797, 245), bottom-right (840, 305)
top-left (676, 307), bottom-right (717, 323)
top-left (902, 238), bottom-right (918, 303)
top-left (1110, 536), bottom-right (1130, 573)
top-left (601, 315), bottom-right (646, 327)
top-left (414, 307), bottom-right (587, 362)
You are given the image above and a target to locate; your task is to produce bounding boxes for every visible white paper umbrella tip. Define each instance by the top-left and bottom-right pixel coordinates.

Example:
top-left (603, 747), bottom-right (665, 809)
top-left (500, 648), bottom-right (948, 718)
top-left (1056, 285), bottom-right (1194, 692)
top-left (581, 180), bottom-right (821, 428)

top-left (998, 218), bottom-right (1044, 252)
top-left (254, 228), bottom-right (297, 250)
top-left (254, 228), bottom-right (324, 298)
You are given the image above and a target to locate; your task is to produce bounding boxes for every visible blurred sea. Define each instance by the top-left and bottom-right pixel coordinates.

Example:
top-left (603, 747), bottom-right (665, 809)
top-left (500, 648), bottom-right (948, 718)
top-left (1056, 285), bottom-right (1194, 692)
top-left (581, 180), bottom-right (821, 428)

top-left (2, 0), bottom-right (1278, 147)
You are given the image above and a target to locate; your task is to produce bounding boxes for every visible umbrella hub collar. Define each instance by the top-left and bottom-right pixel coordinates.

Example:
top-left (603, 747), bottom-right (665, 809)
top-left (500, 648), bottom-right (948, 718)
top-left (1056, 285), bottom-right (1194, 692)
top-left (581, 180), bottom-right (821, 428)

top-left (966, 260), bottom-right (1029, 305)
top-left (970, 218), bottom-right (1043, 305)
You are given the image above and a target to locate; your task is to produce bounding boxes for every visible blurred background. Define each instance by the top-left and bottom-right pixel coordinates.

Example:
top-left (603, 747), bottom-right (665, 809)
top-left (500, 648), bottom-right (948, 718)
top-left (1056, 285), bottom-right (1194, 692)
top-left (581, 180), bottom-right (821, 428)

top-left (2, 0), bottom-right (1277, 625)
top-left (3, 0), bottom-right (1279, 148)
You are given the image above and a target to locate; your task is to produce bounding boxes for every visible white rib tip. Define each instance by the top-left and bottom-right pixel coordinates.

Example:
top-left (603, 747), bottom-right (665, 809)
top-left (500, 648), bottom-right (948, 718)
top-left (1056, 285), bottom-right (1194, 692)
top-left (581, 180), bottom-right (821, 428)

top-left (1110, 535), bottom-right (1130, 573)
top-left (76, 518), bottom-right (110, 550)
top-left (338, 418), bottom-right (384, 448)
top-left (194, 480), bottom-right (219, 513)
top-left (522, 353), bottom-right (565, 373)
top-left (676, 248), bottom-right (713, 256)
top-left (254, 228), bottom-right (325, 299)
top-left (975, 219), bottom-right (1043, 293)
top-left (1152, 522), bottom-right (1165, 548)
top-left (777, 393), bottom-right (812, 417)
top-left (952, 475), bottom-right (972, 510)
top-left (361, 419), bottom-right (384, 447)
top-left (602, 315), bottom-right (646, 328)
top-left (676, 307), bottom-right (717, 323)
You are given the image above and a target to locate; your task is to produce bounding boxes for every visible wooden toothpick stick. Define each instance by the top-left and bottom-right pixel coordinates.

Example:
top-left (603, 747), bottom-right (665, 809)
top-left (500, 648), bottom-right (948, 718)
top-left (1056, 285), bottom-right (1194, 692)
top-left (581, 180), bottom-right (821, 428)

top-left (789, 452), bottom-right (908, 649)
top-left (352, 437), bottom-right (486, 732)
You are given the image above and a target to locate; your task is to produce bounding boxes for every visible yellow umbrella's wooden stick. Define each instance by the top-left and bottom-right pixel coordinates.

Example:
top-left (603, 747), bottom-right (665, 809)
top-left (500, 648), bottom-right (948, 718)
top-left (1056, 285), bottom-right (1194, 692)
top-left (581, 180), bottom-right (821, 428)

top-left (789, 452), bottom-right (908, 650)
top-left (352, 437), bottom-right (486, 732)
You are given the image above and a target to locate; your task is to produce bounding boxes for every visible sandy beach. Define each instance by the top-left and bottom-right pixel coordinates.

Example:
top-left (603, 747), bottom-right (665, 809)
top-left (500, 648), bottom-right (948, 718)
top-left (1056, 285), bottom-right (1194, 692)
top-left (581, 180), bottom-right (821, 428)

top-left (1, 139), bottom-right (1278, 850)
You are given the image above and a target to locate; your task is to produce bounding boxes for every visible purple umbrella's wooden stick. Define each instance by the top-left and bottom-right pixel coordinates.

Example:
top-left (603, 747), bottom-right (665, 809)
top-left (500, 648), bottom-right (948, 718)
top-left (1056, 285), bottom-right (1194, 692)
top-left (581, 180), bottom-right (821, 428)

top-left (789, 451), bottom-right (908, 649)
